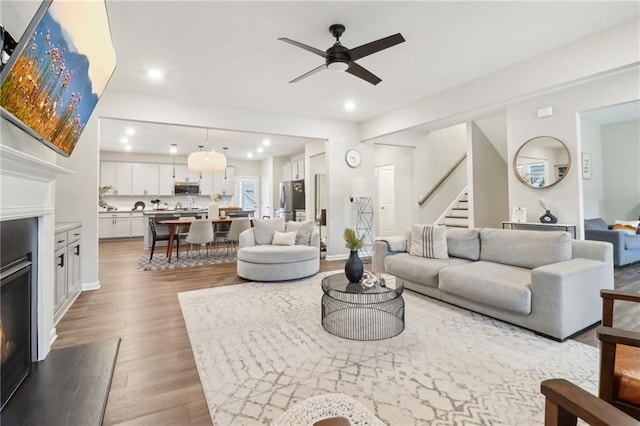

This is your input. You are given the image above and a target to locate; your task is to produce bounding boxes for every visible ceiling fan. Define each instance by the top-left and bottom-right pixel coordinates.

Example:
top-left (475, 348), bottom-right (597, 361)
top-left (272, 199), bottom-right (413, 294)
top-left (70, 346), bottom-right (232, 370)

top-left (279, 24), bottom-right (405, 86)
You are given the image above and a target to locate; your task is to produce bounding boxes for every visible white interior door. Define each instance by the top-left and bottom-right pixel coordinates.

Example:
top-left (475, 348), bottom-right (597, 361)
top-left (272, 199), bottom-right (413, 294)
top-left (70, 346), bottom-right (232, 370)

top-left (235, 177), bottom-right (258, 212)
top-left (377, 165), bottom-right (396, 237)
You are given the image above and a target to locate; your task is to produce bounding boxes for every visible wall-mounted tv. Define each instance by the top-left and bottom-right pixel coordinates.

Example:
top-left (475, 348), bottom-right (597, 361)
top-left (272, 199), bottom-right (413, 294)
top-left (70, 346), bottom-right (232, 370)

top-left (0, 0), bottom-right (116, 157)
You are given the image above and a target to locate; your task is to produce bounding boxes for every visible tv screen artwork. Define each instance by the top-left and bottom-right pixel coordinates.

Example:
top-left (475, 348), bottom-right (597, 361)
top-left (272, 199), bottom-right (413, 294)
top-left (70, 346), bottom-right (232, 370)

top-left (0, 0), bottom-right (116, 156)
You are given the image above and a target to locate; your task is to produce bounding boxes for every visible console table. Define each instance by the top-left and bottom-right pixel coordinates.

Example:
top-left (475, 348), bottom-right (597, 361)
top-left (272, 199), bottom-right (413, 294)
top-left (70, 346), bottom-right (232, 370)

top-left (502, 221), bottom-right (577, 239)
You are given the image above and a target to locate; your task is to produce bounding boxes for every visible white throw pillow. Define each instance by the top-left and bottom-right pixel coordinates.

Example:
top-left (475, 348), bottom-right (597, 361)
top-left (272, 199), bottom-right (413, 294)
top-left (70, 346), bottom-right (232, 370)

top-left (253, 218), bottom-right (285, 245)
top-left (272, 231), bottom-right (297, 246)
top-left (409, 224), bottom-right (449, 259)
top-left (285, 220), bottom-right (314, 245)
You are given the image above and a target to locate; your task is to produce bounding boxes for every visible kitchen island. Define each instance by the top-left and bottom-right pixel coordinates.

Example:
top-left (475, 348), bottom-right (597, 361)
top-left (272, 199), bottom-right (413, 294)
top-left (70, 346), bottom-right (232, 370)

top-left (141, 208), bottom-right (255, 249)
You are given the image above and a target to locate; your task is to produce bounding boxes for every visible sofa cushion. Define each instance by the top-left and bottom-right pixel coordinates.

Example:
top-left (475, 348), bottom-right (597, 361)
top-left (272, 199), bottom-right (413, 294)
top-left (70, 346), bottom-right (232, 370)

top-left (584, 218), bottom-right (608, 231)
top-left (285, 220), bottom-right (314, 245)
top-left (446, 228), bottom-right (480, 260)
top-left (439, 261), bottom-right (532, 315)
top-left (253, 218), bottom-right (285, 245)
top-left (272, 231), bottom-right (296, 246)
top-left (409, 224), bottom-right (448, 259)
top-left (385, 253), bottom-right (470, 288)
top-left (479, 228), bottom-right (571, 269)
top-left (625, 235), bottom-right (640, 250)
top-left (238, 245), bottom-right (318, 264)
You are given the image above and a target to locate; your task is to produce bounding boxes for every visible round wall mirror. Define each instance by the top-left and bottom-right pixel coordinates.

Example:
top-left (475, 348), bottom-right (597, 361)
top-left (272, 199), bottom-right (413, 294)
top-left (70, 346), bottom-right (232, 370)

top-left (513, 136), bottom-right (571, 188)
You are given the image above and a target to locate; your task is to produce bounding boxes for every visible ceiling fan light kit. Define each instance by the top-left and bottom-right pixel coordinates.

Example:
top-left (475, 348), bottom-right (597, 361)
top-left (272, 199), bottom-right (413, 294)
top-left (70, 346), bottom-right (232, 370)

top-left (279, 23), bottom-right (405, 85)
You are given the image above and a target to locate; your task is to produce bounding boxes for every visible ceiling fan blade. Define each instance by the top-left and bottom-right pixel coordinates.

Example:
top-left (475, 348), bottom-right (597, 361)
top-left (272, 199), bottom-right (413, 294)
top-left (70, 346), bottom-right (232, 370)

top-left (349, 33), bottom-right (405, 61)
top-left (346, 62), bottom-right (381, 85)
top-left (278, 38), bottom-right (327, 58)
top-left (288, 64), bottom-right (326, 83)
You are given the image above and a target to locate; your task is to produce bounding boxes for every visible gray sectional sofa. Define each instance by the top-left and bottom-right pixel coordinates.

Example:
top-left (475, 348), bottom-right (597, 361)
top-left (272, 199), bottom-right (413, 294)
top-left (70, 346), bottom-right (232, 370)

top-left (373, 227), bottom-right (614, 340)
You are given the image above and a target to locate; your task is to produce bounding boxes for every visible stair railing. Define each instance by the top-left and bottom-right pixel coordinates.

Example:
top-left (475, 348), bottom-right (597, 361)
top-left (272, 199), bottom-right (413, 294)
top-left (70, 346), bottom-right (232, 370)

top-left (418, 153), bottom-right (467, 206)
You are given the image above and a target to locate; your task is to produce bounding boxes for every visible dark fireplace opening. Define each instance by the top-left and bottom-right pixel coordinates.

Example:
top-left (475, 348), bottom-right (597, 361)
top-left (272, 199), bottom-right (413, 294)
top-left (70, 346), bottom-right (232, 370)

top-left (0, 218), bottom-right (38, 411)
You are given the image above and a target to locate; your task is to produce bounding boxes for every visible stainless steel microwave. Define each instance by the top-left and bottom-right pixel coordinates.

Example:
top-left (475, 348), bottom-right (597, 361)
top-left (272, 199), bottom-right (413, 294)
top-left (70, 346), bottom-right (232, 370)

top-left (174, 182), bottom-right (200, 195)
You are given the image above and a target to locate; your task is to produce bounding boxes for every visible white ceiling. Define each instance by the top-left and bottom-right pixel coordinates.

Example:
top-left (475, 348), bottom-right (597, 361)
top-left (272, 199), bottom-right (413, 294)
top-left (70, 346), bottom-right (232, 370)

top-left (97, 1), bottom-right (638, 156)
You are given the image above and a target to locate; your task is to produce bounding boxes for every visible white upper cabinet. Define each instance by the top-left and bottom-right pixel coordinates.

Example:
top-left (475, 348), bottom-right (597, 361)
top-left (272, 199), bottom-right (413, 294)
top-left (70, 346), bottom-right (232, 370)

top-left (100, 162), bottom-right (132, 196)
top-left (132, 163), bottom-right (159, 195)
top-left (294, 159), bottom-right (305, 180)
top-left (200, 173), bottom-right (214, 197)
top-left (158, 164), bottom-right (175, 196)
top-left (174, 164), bottom-right (200, 183)
top-left (213, 166), bottom-right (235, 196)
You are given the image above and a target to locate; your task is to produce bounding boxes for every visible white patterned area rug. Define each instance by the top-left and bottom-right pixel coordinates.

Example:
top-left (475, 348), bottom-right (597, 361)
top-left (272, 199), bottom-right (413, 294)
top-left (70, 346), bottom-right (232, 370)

top-left (178, 272), bottom-right (598, 425)
top-left (137, 250), bottom-right (236, 271)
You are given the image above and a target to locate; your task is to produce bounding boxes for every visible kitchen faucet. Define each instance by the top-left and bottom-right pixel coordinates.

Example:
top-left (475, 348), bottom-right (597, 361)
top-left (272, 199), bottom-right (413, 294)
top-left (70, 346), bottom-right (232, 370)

top-left (175, 201), bottom-right (182, 210)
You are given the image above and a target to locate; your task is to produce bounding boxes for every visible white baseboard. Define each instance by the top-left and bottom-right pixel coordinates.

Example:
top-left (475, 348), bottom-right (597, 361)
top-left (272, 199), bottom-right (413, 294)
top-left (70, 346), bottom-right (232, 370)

top-left (325, 253), bottom-right (349, 261)
top-left (49, 327), bottom-right (58, 346)
top-left (82, 280), bottom-right (101, 291)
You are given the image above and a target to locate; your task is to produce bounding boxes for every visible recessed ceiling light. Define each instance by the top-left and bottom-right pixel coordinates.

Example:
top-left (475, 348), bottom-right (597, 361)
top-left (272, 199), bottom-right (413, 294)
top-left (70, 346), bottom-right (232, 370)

top-left (120, 137), bottom-right (128, 144)
top-left (124, 145), bottom-right (132, 151)
top-left (169, 144), bottom-right (177, 154)
top-left (344, 100), bottom-right (356, 111)
top-left (262, 139), bottom-right (270, 146)
top-left (146, 68), bottom-right (164, 81)
top-left (257, 147), bottom-right (264, 153)
top-left (247, 152), bottom-right (253, 158)
top-left (125, 128), bottom-right (135, 136)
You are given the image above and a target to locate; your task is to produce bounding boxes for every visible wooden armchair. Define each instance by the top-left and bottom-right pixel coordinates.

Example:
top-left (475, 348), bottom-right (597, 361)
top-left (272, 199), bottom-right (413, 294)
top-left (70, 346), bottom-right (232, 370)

top-left (599, 289), bottom-right (640, 419)
top-left (540, 289), bottom-right (640, 425)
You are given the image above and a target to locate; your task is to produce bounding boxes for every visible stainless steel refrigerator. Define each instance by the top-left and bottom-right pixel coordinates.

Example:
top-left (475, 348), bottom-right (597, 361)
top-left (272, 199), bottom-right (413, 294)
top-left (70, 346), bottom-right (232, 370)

top-left (276, 180), bottom-right (305, 221)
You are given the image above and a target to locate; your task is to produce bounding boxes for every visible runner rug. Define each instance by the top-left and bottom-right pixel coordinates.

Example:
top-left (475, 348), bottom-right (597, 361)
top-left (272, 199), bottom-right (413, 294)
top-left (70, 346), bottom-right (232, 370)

top-left (178, 272), bottom-right (598, 425)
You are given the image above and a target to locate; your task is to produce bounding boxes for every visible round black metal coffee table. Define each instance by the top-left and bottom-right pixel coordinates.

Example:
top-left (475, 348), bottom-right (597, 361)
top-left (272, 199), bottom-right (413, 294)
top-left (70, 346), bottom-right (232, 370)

top-left (321, 273), bottom-right (405, 341)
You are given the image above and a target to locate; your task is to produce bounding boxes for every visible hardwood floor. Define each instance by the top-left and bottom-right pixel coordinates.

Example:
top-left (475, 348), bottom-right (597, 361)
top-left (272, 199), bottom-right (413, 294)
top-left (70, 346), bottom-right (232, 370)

top-left (53, 239), bottom-right (345, 425)
top-left (53, 239), bottom-right (640, 425)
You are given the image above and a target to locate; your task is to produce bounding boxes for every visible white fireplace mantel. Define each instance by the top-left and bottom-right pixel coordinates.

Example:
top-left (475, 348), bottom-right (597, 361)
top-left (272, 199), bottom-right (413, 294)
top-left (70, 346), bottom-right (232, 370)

top-left (1, 143), bottom-right (74, 360)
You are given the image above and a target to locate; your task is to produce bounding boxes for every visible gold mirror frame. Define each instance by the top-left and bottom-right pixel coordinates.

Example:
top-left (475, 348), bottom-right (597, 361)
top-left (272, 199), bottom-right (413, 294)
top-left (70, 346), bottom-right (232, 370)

top-left (513, 136), bottom-right (571, 189)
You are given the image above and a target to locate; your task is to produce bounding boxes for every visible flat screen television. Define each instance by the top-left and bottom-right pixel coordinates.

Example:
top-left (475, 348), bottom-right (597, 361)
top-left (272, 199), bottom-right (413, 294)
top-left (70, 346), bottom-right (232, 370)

top-left (0, 0), bottom-right (116, 157)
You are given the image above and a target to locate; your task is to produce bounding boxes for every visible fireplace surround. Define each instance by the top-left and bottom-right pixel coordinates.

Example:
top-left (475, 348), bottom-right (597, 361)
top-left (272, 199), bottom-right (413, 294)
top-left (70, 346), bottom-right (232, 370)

top-left (0, 218), bottom-right (38, 409)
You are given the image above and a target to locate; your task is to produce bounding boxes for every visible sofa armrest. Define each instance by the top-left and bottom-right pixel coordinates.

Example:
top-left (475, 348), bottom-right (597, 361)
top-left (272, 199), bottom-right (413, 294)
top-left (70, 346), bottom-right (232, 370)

top-left (372, 240), bottom-right (407, 274)
top-left (239, 228), bottom-right (256, 248)
top-left (571, 239), bottom-right (613, 263)
top-left (530, 257), bottom-right (613, 339)
top-left (310, 228), bottom-right (320, 249)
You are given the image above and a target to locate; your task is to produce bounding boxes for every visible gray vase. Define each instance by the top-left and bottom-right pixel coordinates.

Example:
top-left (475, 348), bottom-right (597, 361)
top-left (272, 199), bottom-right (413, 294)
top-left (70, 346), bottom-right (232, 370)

top-left (345, 250), bottom-right (364, 283)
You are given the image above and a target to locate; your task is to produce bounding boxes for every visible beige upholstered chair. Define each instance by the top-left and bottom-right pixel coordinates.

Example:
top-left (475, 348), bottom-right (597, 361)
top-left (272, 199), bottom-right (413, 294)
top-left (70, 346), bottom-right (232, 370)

top-left (185, 219), bottom-right (214, 257)
top-left (226, 218), bottom-right (252, 254)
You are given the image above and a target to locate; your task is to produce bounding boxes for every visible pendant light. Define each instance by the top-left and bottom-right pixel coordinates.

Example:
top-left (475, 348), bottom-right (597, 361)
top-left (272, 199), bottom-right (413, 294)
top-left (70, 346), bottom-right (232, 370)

top-left (223, 147), bottom-right (228, 180)
top-left (188, 129), bottom-right (227, 173)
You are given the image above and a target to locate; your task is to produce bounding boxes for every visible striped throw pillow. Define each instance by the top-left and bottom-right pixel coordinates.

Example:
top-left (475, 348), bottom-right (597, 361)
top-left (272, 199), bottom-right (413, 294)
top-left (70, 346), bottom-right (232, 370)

top-left (409, 224), bottom-right (449, 259)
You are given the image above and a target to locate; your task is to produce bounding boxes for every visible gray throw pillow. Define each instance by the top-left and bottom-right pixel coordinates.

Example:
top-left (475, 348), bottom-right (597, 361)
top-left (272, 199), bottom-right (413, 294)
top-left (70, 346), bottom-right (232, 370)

top-left (253, 217), bottom-right (285, 245)
top-left (409, 224), bottom-right (449, 259)
top-left (285, 220), bottom-right (315, 245)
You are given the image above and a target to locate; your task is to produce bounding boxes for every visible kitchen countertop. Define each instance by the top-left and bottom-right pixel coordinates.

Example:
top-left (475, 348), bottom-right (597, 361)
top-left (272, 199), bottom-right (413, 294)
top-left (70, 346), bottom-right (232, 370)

top-left (55, 222), bottom-right (81, 232)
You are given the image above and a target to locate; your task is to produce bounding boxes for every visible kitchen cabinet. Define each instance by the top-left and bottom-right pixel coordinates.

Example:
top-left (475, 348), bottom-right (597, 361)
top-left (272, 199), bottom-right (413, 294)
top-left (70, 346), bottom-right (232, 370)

top-left (54, 224), bottom-right (82, 324)
top-left (100, 162), bottom-right (132, 195)
top-left (158, 164), bottom-right (175, 196)
top-left (213, 166), bottom-right (235, 196)
top-left (200, 173), bottom-right (214, 197)
top-left (130, 213), bottom-right (146, 237)
top-left (99, 213), bottom-right (131, 238)
top-left (294, 159), bottom-right (305, 180)
top-left (132, 163), bottom-right (160, 195)
top-left (174, 164), bottom-right (200, 184)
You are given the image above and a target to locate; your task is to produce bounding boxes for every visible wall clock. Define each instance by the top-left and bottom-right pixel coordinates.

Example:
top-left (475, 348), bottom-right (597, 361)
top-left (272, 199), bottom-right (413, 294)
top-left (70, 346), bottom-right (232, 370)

top-left (345, 149), bottom-right (361, 168)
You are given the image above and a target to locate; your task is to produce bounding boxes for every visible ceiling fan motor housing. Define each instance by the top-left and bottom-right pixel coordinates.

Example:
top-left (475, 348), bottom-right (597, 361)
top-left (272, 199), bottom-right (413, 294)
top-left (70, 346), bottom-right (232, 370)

top-left (326, 44), bottom-right (351, 71)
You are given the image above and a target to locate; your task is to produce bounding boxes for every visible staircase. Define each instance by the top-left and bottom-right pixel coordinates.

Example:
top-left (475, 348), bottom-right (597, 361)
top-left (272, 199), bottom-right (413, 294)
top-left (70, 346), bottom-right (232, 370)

top-left (443, 193), bottom-right (469, 228)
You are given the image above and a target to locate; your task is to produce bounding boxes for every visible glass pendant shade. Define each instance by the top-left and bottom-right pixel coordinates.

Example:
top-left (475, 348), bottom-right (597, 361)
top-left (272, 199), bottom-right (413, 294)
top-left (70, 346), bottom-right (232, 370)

top-left (187, 150), bottom-right (227, 173)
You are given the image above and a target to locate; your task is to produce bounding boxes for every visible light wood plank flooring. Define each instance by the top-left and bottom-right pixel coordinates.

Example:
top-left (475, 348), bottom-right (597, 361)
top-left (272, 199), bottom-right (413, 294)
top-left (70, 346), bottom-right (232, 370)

top-left (53, 239), bottom-right (640, 425)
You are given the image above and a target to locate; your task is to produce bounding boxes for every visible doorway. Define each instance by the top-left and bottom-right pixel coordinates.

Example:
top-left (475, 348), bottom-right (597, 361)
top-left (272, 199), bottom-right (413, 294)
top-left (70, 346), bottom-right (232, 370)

top-left (235, 177), bottom-right (258, 212)
top-left (376, 165), bottom-right (396, 237)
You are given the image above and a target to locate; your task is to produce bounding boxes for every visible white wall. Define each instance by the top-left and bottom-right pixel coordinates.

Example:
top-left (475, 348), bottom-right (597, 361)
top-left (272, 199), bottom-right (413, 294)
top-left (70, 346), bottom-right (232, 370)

top-left (373, 144), bottom-right (414, 234)
top-left (414, 123), bottom-right (468, 224)
top-left (469, 122), bottom-right (509, 228)
top-left (507, 69), bottom-right (640, 238)
top-left (602, 119), bottom-right (640, 221)
top-left (579, 120), bottom-right (605, 219)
